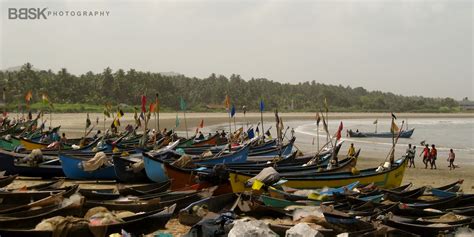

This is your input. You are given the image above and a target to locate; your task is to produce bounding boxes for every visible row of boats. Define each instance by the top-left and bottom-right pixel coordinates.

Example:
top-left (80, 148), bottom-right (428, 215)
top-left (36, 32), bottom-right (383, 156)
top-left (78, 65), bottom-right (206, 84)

top-left (0, 120), bottom-right (471, 236)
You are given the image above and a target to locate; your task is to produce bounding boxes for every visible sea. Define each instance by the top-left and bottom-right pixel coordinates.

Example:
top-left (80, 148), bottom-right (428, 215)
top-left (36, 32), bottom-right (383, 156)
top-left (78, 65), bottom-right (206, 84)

top-left (206, 117), bottom-right (474, 164)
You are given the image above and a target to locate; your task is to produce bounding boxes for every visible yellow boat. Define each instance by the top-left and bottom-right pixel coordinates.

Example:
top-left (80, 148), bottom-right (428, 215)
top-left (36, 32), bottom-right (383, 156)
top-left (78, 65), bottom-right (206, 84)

top-left (229, 157), bottom-right (408, 193)
top-left (19, 137), bottom-right (49, 150)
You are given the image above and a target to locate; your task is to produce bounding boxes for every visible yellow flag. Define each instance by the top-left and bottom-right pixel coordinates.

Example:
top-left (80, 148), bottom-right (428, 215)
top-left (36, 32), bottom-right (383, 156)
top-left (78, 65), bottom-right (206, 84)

top-left (251, 179), bottom-right (264, 190)
top-left (390, 120), bottom-right (399, 134)
top-left (224, 95), bottom-right (230, 110)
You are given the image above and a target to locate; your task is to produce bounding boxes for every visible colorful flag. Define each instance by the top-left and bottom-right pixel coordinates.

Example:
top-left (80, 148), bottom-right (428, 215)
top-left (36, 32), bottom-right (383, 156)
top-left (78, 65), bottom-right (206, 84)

top-left (180, 97), bottom-right (186, 111)
top-left (230, 104), bottom-right (236, 117)
top-left (199, 119), bottom-right (204, 128)
top-left (390, 120), bottom-right (399, 134)
top-left (247, 128), bottom-right (255, 139)
top-left (316, 112), bottom-right (321, 126)
top-left (259, 99), bottom-right (264, 112)
top-left (25, 91), bottom-right (32, 103)
top-left (113, 118), bottom-right (121, 127)
top-left (149, 102), bottom-right (156, 113)
top-left (117, 109), bottom-right (124, 118)
top-left (224, 95), bottom-right (230, 110)
top-left (141, 95), bottom-right (147, 113)
top-left (335, 121), bottom-right (343, 141)
top-left (322, 113), bottom-right (329, 134)
top-left (86, 113), bottom-right (91, 129)
top-left (175, 114), bottom-right (180, 127)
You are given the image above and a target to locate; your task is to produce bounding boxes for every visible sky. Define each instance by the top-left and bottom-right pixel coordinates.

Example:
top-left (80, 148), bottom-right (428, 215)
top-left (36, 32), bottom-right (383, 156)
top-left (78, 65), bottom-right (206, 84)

top-left (1, 0), bottom-right (472, 99)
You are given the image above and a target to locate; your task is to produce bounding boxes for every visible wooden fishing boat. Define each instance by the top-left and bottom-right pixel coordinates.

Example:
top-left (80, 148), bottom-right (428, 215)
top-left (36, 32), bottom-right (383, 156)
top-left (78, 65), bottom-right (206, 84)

top-left (194, 144), bottom-right (249, 165)
top-left (383, 186), bottom-right (427, 199)
top-left (384, 214), bottom-right (468, 236)
top-left (0, 150), bottom-right (64, 178)
top-left (247, 137), bottom-right (295, 158)
top-left (0, 197), bottom-right (84, 229)
top-left (434, 179), bottom-right (463, 192)
top-left (112, 155), bottom-right (150, 183)
top-left (178, 193), bottom-right (240, 226)
top-left (59, 153), bottom-right (116, 180)
top-left (0, 174), bottom-right (17, 188)
top-left (348, 128), bottom-right (415, 138)
top-left (406, 196), bottom-right (463, 210)
top-left (12, 178), bottom-right (66, 191)
top-left (260, 195), bottom-right (320, 208)
top-left (0, 204), bottom-right (175, 237)
top-left (117, 180), bottom-right (171, 196)
top-left (84, 190), bottom-right (211, 213)
top-left (228, 157), bottom-right (408, 192)
top-left (0, 137), bottom-right (21, 151)
top-left (190, 134), bottom-right (226, 147)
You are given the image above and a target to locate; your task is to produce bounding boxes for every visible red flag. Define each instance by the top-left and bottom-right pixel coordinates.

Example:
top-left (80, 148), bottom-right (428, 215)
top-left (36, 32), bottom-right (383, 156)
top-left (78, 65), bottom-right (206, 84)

top-left (149, 102), bottom-right (156, 113)
top-left (199, 119), bottom-right (204, 128)
top-left (335, 121), bottom-right (343, 141)
top-left (141, 95), bottom-right (147, 113)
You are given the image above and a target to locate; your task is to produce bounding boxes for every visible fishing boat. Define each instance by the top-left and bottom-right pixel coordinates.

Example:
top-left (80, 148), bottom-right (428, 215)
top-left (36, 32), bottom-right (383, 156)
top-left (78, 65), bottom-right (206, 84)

top-left (117, 180), bottom-right (171, 196)
top-left (348, 128), bottom-right (415, 138)
top-left (0, 174), bottom-right (17, 188)
top-left (58, 153), bottom-right (117, 180)
top-left (228, 157), bottom-right (408, 192)
top-left (0, 150), bottom-right (64, 178)
top-left (112, 155), bottom-right (150, 183)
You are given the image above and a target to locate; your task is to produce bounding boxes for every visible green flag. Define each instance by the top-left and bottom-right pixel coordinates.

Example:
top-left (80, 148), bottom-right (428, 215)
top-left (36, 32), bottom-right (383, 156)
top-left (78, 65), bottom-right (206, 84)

top-left (175, 114), bottom-right (180, 127)
top-left (180, 97), bottom-right (186, 111)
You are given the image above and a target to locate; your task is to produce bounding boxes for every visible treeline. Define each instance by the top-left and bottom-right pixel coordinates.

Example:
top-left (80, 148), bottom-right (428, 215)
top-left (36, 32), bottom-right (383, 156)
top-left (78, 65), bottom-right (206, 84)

top-left (0, 63), bottom-right (460, 113)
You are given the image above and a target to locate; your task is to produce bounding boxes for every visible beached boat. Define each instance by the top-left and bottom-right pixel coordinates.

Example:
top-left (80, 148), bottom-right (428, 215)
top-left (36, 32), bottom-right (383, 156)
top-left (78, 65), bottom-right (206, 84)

top-left (228, 157), bottom-right (408, 192)
top-left (0, 174), bottom-right (17, 188)
top-left (112, 155), bottom-right (150, 183)
top-left (58, 153), bottom-right (116, 180)
top-left (348, 128), bottom-right (415, 138)
top-left (0, 150), bottom-right (64, 178)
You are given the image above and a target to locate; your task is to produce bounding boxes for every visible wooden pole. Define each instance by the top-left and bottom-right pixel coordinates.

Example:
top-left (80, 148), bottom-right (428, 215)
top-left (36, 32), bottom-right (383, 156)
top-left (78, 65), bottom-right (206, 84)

top-left (156, 93), bottom-right (160, 132)
top-left (317, 124), bottom-right (320, 151)
top-left (183, 110), bottom-right (188, 138)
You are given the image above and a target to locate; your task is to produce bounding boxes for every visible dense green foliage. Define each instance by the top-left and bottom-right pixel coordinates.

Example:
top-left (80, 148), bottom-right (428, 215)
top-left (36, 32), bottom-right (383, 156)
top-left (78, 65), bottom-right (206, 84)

top-left (0, 63), bottom-right (460, 113)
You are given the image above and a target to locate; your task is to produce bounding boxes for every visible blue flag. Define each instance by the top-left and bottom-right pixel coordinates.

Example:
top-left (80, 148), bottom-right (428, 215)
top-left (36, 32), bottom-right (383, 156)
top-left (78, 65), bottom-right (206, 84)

top-left (180, 97), bottom-right (186, 111)
top-left (247, 128), bottom-right (255, 139)
top-left (230, 104), bottom-right (236, 117)
top-left (259, 99), bottom-right (264, 112)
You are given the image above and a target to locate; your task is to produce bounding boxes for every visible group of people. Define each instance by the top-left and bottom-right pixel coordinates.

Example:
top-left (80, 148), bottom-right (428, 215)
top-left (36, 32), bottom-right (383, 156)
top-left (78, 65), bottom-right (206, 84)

top-left (405, 144), bottom-right (456, 170)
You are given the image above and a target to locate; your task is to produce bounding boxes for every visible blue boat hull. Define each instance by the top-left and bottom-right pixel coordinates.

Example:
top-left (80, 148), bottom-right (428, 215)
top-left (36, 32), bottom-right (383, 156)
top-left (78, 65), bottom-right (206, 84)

top-left (194, 145), bottom-right (249, 165)
top-left (59, 154), bottom-right (117, 180)
top-left (113, 155), bottom-right (151, 183)
top-left (143, 153), bottom-right (170, 183)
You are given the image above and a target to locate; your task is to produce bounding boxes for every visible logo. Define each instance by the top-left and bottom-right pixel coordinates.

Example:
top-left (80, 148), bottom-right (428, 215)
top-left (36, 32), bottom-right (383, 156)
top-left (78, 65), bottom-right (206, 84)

top-left (8, 8), bottom-right (48, 20)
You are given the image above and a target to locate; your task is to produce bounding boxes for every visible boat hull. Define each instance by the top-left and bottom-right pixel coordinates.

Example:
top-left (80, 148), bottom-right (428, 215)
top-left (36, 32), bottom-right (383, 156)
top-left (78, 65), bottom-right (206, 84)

top-left (59, 154), bottom-right (117, 180)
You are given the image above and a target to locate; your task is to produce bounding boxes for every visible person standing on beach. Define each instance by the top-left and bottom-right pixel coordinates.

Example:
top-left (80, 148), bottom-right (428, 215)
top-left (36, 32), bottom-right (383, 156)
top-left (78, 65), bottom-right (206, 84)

top-left (420, 144), bottom-right (430, 169)
top-left (406, 144), bottom-right (416, 168)
top-left (430, 144), bottom-right (437, 169)
top-left (447, 149), bottom-right (456, 170)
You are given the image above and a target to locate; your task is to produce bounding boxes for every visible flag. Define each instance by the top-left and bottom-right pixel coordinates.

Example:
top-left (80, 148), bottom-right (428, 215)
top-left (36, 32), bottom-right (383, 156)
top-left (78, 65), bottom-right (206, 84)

top-left (134, 107), bottom-right (141, 127)
top-left (25, 91), bottom-right (32, 103)
top-left (175, 114), bottom-right (180, 127)
top-left (117, 109), bottom-right (124, 118)
top-left (391, 113), bottom-right (397, 120)
top-left (199, 119), bottom-right (204, 128)
top-left (230, 104), bottom-right (236, 117)
top-left (322, 113), bottom-right (329, 134)
top-left (373, 119), bottom-right (378, 124)
top-left (324, 97), bottom-right (328, 113)
top-left (390, 120), bottom-right (399, 134)
top-left (274, 109), bottom-right (280, 125)
top-left (316, 112), bottom-right (321, 126)
top-left (224, 95), bottom-right (230, 110)
top-left (180, 97), bottom-right (186, 111)
top-left (255, 126), bottom-right (260, 134)
top-left (335, 121), bottom-right (343, 141)
top-left (2, 87), bottom-right (5, 102)
top-left (96, 117), bottom-right (99, 125)
top-left (103, 104), bottom-right (111, 118)
top-left (259, 99), bottom-right (264, 112)
top-left (141, 95), bottom-right (147, 113)
top-left (113, 118), bottom-right (121, 127)
top-left (247, 128), bottom-right (255, 139)
top-left (242, 105), bottom-right (247, 115)
top-left (86, 113), bottom-right (91, 129)
top-left (103, 109), bottom-right (110, 118)
top-left (149, 102), bottom-right (156, 113)
top-left (28, 111), bottom-right (32, 120)
top-left (42, 93), bottom-right (49, 104)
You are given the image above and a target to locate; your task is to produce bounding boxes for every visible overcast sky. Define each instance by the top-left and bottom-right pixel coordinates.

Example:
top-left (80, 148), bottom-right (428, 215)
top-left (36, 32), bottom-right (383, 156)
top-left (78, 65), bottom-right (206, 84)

top-left (1, 0), bottom-right (472, 99)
